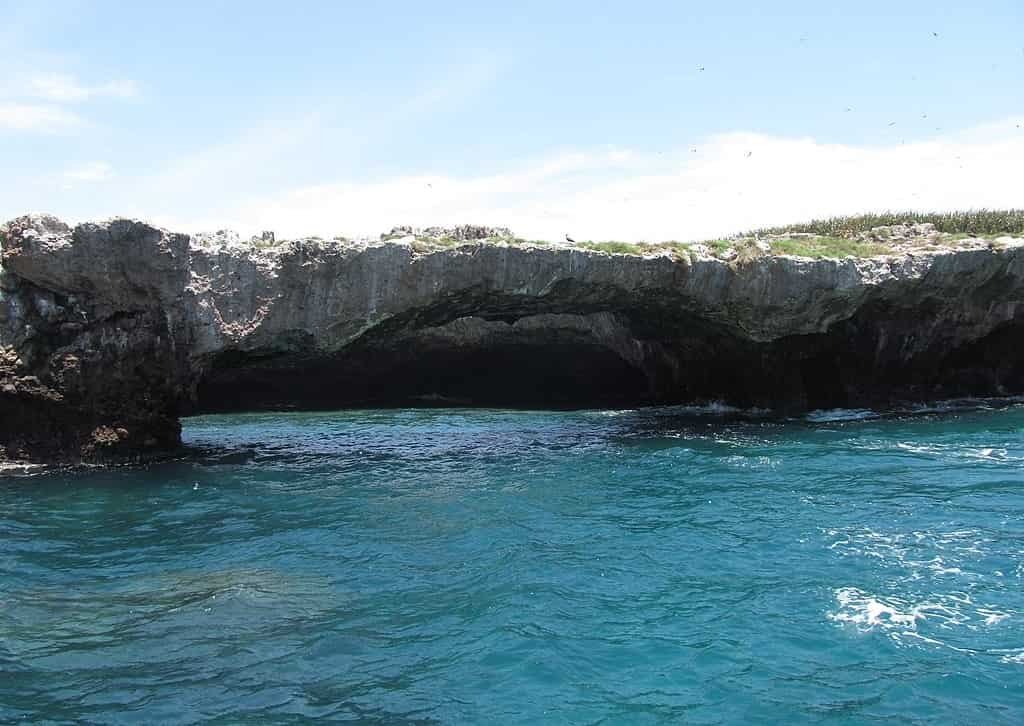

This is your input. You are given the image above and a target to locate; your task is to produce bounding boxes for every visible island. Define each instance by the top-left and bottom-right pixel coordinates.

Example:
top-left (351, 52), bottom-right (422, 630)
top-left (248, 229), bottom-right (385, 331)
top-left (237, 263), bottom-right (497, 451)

top-left (2, 213), bottom-right (1022, 464)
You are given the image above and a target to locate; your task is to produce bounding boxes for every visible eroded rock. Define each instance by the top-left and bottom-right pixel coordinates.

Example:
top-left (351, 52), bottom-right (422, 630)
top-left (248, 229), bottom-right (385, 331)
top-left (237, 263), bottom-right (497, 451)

top-left (2, 214), bottom-right (1024, 464)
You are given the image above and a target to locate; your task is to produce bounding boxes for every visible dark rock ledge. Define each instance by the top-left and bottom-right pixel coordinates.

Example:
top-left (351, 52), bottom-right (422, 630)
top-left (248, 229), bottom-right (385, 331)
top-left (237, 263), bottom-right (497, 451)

top-left (2, 214), bottom-right (1023, 464)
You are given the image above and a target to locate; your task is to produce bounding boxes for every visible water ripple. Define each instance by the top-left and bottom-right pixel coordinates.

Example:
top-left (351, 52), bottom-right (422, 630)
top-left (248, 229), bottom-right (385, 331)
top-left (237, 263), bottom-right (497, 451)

top-left (2, 403), bottom-right (1024, 723)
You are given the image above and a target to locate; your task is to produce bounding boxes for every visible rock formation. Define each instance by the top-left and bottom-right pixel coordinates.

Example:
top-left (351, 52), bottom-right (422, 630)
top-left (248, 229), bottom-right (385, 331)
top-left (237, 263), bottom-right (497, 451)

top-left (2, 214), bottom-right (1023, 463)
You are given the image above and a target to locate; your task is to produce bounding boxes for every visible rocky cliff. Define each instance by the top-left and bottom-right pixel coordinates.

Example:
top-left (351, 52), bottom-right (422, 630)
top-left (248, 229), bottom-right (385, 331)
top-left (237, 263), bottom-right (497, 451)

top-left (2, 214), bottom-right (1024, 463)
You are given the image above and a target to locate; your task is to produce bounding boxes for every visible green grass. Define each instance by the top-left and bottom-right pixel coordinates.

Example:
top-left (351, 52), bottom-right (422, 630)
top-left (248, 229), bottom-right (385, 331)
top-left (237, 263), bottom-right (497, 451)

top-left (769, 236), bottom-right (890, 259)
top-left (410, 234), bottom-right (459, 252)
top-left (652, 241), bottom-right (695, 260)
top-left (247, 208), bottom-right (1024, 260)
top-left (565, 240), bottom-right (697, 262)
top-left (577, 241), bottom-right (645, 254)
top-left (748, 209), bottom-right (1024, 238)
top-left (704, 239), bottom-right (736, 256)
top-left (408, 234), bottom-right (552, 250)
top-left (391, 232), bottom-right (555, 251)
top-left (941, 232), bottom-right (1005, 243)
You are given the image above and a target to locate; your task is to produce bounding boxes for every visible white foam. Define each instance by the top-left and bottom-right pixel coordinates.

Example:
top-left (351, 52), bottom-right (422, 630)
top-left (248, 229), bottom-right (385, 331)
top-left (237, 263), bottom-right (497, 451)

top-left (805, 408), bottom-right (878, 423)
top-left (961, 447), bottom-right (1018, 462)
top-left (648, 401), bottom-right (774, 417)
top-left (926, 557), bottom-right (962, 576)
top-left (723, 454), bottom-right (777, 469)
top-left (667, 401), bottom-right (744, 415)
top-left (889, 442), bottom-right (1020, 463)
top-left (828, 581), bottom-right (1017, 642)
top-left (979, 609), bottom-right (1011, 626)
top-left (896, 441), bottom-right (943, 455)
top-left (900, 395), bottom-right (1024, 415)
top-left (592, 409), bottom-right (637, 417)
top-left (829, 587), bottom-right (923, 630)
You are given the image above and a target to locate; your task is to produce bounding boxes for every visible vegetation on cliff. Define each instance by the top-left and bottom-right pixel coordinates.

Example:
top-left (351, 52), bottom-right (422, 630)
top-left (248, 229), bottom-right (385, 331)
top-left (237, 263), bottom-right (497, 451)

top-left (748, 209), bottom-right (1024, 238)
top-left (565, 209), bottom-right (1024, 261)
top-left (239, 209), bottom-right (1024, 262)
top-left (4, 212), bottom-right (1024, 463)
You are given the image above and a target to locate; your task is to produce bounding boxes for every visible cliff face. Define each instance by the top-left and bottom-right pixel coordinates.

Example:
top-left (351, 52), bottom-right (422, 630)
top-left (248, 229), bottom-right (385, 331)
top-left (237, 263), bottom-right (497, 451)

top-left (2, 214), bottom-right (1024, 463)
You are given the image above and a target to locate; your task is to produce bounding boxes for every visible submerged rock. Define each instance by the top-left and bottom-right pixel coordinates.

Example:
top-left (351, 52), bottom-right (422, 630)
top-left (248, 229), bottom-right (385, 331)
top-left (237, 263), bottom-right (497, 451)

top-left (2, 213), bottom-right (1024, 463)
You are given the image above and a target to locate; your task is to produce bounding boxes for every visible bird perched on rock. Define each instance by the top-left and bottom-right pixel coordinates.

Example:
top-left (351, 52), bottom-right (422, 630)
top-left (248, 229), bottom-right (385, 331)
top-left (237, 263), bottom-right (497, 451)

top-left (565, 234), bottom-right (577, 244)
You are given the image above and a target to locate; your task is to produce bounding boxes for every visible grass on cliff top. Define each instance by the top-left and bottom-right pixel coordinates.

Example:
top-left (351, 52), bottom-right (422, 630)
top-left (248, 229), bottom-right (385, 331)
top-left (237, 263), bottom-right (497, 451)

top-left (573, 237), bottom-right (888, 260)
top-left (768, 236), bottom-right (890, 259)
top-left (573, 209), bottom-right (1023, 260)
top-left (747, 209), bottom-right (1024, 238)
top-left (409, 234), bottom-right (552, 253)
top-left (569, 240), bottom-right (694, 261)
top-left (245, 208), bottom-right (1024, 261)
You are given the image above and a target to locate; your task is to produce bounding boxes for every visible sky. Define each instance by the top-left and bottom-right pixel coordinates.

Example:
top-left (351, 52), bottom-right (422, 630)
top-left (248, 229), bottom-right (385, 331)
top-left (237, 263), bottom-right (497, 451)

top-left (1, 0), bottom-right (1021, 241)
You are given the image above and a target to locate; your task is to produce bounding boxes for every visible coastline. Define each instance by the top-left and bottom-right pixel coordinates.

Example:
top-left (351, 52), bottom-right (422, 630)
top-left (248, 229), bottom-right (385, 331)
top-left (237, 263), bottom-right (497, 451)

top-left (5, 394), bottom-right (1023, 473)
top-left (3, 213), bottom-right (1024, 465)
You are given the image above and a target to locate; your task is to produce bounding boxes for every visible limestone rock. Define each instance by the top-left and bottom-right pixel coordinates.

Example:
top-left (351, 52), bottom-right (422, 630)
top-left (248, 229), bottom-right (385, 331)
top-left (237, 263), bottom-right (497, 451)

top-left (2, 215), bottom-right (1024, 464)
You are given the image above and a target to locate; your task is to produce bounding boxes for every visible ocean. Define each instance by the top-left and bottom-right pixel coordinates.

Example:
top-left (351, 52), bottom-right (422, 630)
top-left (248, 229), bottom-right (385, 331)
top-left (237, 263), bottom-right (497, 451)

top-left (2, 402), bottom-right (1023, 723)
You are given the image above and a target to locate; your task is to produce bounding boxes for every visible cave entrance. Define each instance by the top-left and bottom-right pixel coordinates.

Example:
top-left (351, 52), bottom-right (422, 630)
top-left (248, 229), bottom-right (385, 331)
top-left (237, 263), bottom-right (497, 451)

top-left (192, 340), bottom-right (651, 414)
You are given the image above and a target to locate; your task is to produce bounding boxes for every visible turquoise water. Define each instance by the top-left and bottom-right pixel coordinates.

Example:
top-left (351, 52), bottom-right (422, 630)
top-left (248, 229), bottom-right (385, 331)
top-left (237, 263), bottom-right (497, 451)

top-left (2, 403), bottom-right (1024, 724)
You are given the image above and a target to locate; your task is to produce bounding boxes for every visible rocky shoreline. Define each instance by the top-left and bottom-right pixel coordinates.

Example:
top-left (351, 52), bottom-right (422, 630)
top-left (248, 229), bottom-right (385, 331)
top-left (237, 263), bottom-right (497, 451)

top-left (2, 214), bottom-right (1024, 465)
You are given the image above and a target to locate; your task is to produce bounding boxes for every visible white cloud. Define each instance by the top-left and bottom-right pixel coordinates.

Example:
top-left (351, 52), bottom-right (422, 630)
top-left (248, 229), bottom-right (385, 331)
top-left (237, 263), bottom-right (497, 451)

top-left (165, 116), bottom-right (1023, 241)
top-left (139, 56), bottom-right (505, 210)
top-left (0, 71), bottom-right (137, 134)
top-left (399, 54), bottom-right (504, 118)
top-left (27, 73), bottom-right (138, 102)
top-left (0, 102), bottom-right (82, 132)
top-left (62, 162), bottom-right (113, 183)
top-left (148, 113), bottom-right (325, 195)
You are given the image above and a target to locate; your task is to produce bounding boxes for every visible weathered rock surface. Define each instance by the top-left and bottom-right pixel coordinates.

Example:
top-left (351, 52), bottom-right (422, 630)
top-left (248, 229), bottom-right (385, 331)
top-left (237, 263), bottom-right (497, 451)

top-left (2, 214), bottom-right (1024, 463)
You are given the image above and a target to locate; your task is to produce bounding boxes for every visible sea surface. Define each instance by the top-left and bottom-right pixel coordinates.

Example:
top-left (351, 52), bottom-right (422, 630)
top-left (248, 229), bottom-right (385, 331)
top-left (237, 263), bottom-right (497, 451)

top-left (2, 402), bottom-right (1024, 724)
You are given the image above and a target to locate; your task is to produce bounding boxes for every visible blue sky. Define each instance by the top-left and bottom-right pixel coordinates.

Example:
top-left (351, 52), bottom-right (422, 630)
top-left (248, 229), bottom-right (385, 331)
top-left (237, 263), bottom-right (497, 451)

top-left (1, 0), bottom-right (1021, 240)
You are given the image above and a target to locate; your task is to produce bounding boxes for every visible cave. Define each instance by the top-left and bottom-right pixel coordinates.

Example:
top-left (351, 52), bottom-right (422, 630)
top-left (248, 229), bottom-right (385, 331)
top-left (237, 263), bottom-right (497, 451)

top-left (190, 312), bottom-right (1024, 417)
top-left (192, 339), bottom-right (653, 413)
top-left (6, 214), bottom-right (1024, 466)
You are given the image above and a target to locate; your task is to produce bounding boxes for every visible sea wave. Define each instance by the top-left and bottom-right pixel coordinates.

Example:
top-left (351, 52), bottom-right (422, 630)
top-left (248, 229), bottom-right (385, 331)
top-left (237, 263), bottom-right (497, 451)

top-left (828, 587), bottom-right (926, 630)
top-left (828, 587), bottom-right (1013, 635)
top-left (4, 404), bottom-right (1024, 721)
top-left (805, 408), bottom-right (878, 423)
top-left (598, 394), bottom-right (1024, 426)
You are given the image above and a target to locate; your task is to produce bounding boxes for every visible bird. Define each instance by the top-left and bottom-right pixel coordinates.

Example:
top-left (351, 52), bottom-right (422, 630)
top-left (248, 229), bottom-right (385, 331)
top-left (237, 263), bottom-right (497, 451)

top-left (932, 31), bottom-right (939, 37)
top-left (697, 65), bottom-right (705, 72)
top-left (888, 121), bottom-right (897, 127)
top-left (565, 234), bottom-right (577, 244)
top-left (745, 151), bottom-right (753, 158)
